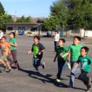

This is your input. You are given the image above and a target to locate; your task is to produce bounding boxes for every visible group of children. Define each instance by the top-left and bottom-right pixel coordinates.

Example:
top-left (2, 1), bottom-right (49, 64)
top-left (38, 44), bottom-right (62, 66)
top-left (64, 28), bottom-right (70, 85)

top-left (28, 35), bottom-right (92, 92)
top-left (0, 33), bottom-right (92, 92)
top-left (0, 32), bottom-right (20, 72)
top-left (53, 36), bottom-right (92, 92)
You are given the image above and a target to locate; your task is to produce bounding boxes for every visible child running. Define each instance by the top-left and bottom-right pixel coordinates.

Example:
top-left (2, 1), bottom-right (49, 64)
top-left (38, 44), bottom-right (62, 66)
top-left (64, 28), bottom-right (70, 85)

top-left (69, 36), bottom-right (83, 87)
top-left (0, 36), bottom-right (11, 72)
top-left (71, 46), bottom-right (92, 92)
top-left (53, 38), bottom-right (69, 82)
top-left (9, 32), bottom-right (20, 70)
top-left (28, 36), bottom-right (45, 71)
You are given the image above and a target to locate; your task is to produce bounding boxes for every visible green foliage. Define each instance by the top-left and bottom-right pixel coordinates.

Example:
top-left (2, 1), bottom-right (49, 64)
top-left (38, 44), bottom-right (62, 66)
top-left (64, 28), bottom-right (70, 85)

top-left (0, 2), bottom-right (14, 30)
top-left (44, 0), bottom-right (92, 30)
top-left (44, 16), bottom-right (60, 31)
top-left (44, 0), bottom-right (69, 31)
top-left (0, 2), bottom-right (5, 16)
top-left (67, 0), bottom-right (92, 29)
top-left (16, 16), bottom-right (32, 23)
top-left (0, 14), bottom-right (14, 30)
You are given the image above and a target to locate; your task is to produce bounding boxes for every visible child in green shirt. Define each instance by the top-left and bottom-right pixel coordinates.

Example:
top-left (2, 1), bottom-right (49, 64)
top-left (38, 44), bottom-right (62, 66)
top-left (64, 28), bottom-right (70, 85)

top-left (69, 36), bottom-right (82, 68)
top-left (9, 32), bottom-right (20, 70)
top-left (53, 38), bottom-right (69, 82)
top-left (71, 46), bottom-right (92, 92)
top-left (69, 36), bottom-right (83, 87)
top-left (28, 36), bottom-right (45, 71)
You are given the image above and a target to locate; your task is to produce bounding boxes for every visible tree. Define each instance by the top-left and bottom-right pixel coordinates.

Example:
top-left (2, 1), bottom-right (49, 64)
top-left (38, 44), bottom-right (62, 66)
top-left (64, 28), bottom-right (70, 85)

top-left (67, 0), bottom-right (92, 29)
top-left (44, 0), bottom-right (92, 31)
top-left (44, 16), bottom-right (60, 31)
top-left (44, 0), bottom-right (69, 31)
top-left (0, 2), bottom-right (5, 16)
top-left (16, 16), bottom-right (32, 23)
top-left (0, 2), bottom-right (13, 30)
top-left (0, 14), bottom-right (14, 30)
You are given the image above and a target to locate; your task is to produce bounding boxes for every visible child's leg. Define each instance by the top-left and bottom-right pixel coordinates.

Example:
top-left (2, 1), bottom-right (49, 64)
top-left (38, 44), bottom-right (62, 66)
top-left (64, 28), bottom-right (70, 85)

top-left (11, 50), bottom-right (20, 69)
top-left (36, 59), bottom-right (41, 69)
top-left (69, 63), bottom-right (78, 88)
top-left (5, 61), bottom-right (11, 70)
top-left (7, 55), bottom-right (12, 65)
top-left (69, 72), bottom-right (75, 87)
top-left (70, 62), bottom-right (75, 69)
top-left (2, 57), bottom-right (11, 71)
top-left (57, 59), bottom-right (65, 79)
top-left (33, 58), bottom-right (39, 71)
top-left (79, 71), bottom-right (91, 91)
top-left (39, 55), bottom-right (45, 69)
top-left (54, 41), bottom-right (58, 52)
top-left (0, 60), bottom-right (7, 68)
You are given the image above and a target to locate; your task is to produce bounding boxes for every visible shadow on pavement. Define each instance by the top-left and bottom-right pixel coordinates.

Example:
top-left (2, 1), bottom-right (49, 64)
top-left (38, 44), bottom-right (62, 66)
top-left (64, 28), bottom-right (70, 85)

top-left (19, 68), bottom-right (68, 88)
top-left (73, 87), bottom-right (86, 91)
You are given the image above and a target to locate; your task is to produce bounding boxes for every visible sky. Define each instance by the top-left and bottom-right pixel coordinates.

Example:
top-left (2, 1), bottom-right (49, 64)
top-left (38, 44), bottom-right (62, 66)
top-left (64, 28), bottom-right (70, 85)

top-left (0, 0), bottom-right (56, 17)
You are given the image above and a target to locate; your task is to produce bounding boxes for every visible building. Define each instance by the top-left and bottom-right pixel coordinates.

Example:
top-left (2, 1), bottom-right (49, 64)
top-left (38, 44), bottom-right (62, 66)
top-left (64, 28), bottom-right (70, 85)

top-left (6, 23), bottom-right (42, 35)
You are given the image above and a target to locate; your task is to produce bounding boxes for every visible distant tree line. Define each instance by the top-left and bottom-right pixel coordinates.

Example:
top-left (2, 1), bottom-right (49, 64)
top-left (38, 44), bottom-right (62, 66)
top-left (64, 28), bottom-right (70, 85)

top-left (43, 0), bottom-right (92, 31)
top-left (0, 2), bottom-right (32, 30)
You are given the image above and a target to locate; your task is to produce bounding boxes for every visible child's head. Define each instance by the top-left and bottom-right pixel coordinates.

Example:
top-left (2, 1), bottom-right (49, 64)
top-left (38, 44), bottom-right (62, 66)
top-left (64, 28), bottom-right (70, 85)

top-left (55, 31), bottom-right (59, 35)
top-left (9, 32), bottom-right (16, 39)
top-left (81, 46), bottom-right (89, 57)
top-left (33, 36), bottom-right (40, 44)
top-left (1, 36), bottom-right (7, 43)
top-left (73, 36), bottom-right (81, 45)
top-left (58, 38), bottom-right (65, 46)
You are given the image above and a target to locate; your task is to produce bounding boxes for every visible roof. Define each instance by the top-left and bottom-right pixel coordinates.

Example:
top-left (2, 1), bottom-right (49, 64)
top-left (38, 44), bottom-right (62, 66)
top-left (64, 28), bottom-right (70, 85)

top-left (6, 23), bottom-right (37, 25)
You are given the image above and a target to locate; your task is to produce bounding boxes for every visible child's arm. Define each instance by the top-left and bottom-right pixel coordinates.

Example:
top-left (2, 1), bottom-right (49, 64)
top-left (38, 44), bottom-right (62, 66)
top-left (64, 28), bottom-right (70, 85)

top-left (87, 58), bottom-right (92, 65)
top-left (28, 50), bottom-right (32, 55)
top-left (61, 52), bottom-right (69, 58)
top-left (10, 39), bottom-right (17, 47)
top-left (28, 45), bottom-right (33, 55)
top-left (53, 54), bottom-right (58, 62)
top-left (39, 43), bottom-right (45, 54)
top-left (10, 43), bottom-right (17, 47)
top-left (67, 52), bottom-right (71, 62)
top-left (39, 49), bottom-right (45, 55)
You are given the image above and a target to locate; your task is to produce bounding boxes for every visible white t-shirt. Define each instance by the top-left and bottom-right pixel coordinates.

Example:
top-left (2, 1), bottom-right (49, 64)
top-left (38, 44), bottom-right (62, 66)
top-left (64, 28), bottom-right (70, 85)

top-left (80, 29), bottom-right (85, 38)
top-left (54, 33), bottom-right (60, 42)
top-left (0, 32), bottom-right (4, 39)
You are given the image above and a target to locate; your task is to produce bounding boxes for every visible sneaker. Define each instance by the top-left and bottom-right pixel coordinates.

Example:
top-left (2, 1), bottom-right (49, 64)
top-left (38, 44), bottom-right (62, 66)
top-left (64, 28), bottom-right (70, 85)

top-left (69, 79), bottom-right (74, 88)
top-left (56, 79), bottom-right (62, 83)
top-left (86, 86), bottom-right (92, 92)
top-left (42, 64), bottom-right (45, 69)
top-left (5, 68), bottom-right (11, 73)
top-left (0, 70), bottom-right (2, 73)
top-left (16, 63), bottom-right (20, 70)
top-left (35, 67), bottom-right (39, 72)
top-left (86, 90), bottom-right (90, 92)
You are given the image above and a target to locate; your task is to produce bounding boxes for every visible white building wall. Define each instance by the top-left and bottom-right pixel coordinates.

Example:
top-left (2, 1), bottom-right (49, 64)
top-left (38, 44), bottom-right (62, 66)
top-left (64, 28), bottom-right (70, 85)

top-left (85, 30), bottom-right (92, 37)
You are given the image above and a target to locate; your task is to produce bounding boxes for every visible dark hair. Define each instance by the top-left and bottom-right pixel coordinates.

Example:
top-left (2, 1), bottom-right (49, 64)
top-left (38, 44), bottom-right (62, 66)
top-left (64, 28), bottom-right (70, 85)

top-left (1, 36), bottom-right (6, 40)
top-left (34, 35), bottom-right (40, 40)
top-left (55, 31), bottom-right (59, 33)
top-left (59, 38), bottom-right (66, 43)
top-left (74, 36), bottom-right (81, 41)
top-left (81, 46), bottom-right (89, 53)
top-left (9, 32), bottom-right (16, 38)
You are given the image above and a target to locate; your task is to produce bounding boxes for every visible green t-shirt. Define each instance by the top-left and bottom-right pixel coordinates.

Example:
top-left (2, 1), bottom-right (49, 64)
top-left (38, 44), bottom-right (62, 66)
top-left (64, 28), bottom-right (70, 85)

top-left (9, 38), bottom-right (17, 51)
top-left (56, 46), bottom-right (69, 60)
top-left (32, 43), bottom-right (45, 58)
top-left (32, 45), bottom-right (39, 58)
top-left (69, 44), bottom-right (82, 62)
top-left (77, 56), bottom-right (92, 73)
